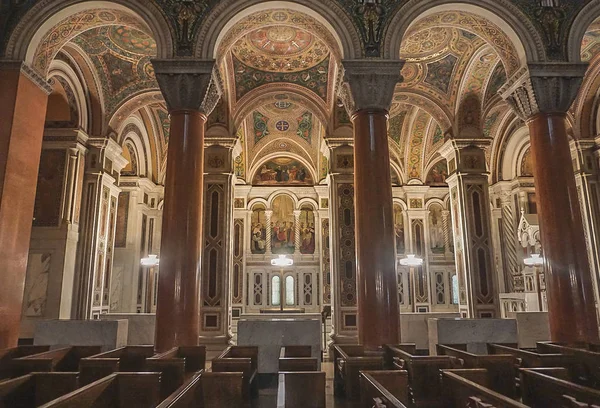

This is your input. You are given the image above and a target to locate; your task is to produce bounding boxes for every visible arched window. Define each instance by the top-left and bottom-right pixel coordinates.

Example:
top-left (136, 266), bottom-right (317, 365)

top-left (285, 276), bottom-right (295, 306)
top-left (272, 276), bottom-right (281, 306)
top-left (451, 275), bottom-right (459, 305)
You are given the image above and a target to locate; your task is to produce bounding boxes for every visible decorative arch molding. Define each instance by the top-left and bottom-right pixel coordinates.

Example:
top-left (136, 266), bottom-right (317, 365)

top-left (118, 115), bottom-right (153, 179)
top-left (297, 197), bottom-right (319, 210)
top-left (251, 137), bottom-right (316, 170)
top-left (499, 125), bottom-right (529, 181)
top-left (5, 0), bottom-right (173, 77)
top-left (426, 197), bottom-right (447, 210)
top-left (392, 198), bottom-right (408, 212)
top-left (392, 91), bottom-right (453, 133)
top-left (249, 152), bottom-right (317, 187)
top-left (383, 1), bottom-right (543, 65)
top-left (108, 91), bottom-right (164, 134)
top-left (390, 160), bottom-right (406, 186)
top-left (267, 190), bottom-right (300, 208)
top-left (568, 0), bottom-right (600, 62)
top-left (195, 0), bottom-right (361, 60)
top-left (247, 198), bottom-right (270, 211)
top-left (47, 59), bottom-right (89, 130)
top-left (572, 57), bottom-right (600, 140)
top-left (423, 156), bottom-right (448, 181)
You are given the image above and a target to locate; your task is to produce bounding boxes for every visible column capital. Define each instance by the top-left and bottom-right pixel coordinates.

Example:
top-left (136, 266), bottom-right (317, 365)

top-left (500, 63), bottom-right (588, 120)
top-left (152, 59), bottom-right (222, 114)
top-left (293, 210), bottom-right (302, 217)
top-left (439, 139), bottom-right (490, 176)
top-left (0, 60), bottom-right (53, 95)
top-left (338, 59), bottom-right (404, 114)
top-left (265, 210), bottom-right (273, 217)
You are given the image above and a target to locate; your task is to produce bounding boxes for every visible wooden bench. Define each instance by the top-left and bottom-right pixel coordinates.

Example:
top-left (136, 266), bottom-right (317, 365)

top-left (78, 345), bottom-right (155, 385)
top-left (441, 369), bottom-right (528, 408)
top-left (38, 372), bottom-right (161, 408)
top-left (537, 342), bottom-right (600, 387)
top-left (437, 344), bottom-right (517, 399)
top-left (359, 370), bottom-right (409, 408)
top-left (211, 346), bottom-right (258, 400)
top-left (0, 346), bottom-right (50, 380)
top-left (157, 371), bottom-right (244, 408)
top-left (11, 346), bottom-right (102, 377)
top-left (279, 346), bottom-right (319, 372)
top-left (385, 344), bottom-right (459, 407)
top-left (146, 346), bottom-right (206, 399)
top-left (520, 368), bottom-right (600, 407)
top-left (0, 372), bottom-right (79, 408)
top-left (332, 345), bottom-right (385, 400)
top-left (277, 371), bottom-right (325, 408)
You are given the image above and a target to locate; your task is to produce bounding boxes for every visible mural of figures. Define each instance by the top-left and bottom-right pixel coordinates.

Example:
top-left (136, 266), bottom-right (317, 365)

top-left (520, 148), bottom-right (533, 176)
top-left (272, 195), bottom-right (295, 254)
top-left (426, 160), bottom-right (448, 186)
top-left (429, 203), bottom-right (445, 254)
top-left (250, 205), bottom-right (267, 254)
top-left (253, 157), bottom-right (313, 186)
top-left (299, 207), bottom-right (316, 254)
top-left (393, 204), bottom-right (405, 255)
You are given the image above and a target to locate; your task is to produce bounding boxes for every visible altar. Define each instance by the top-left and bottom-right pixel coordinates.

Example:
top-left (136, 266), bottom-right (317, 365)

top-left (237, 313), bottom-right (321, 373)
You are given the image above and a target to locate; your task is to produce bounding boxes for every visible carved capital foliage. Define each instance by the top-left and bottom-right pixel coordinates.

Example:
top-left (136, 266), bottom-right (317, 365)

top-left (500, 63), bottom-right (588, 120)
top-left (152, 59), bottom-right (222, 114)
top-left (338, 59), bottom-right (404, 114)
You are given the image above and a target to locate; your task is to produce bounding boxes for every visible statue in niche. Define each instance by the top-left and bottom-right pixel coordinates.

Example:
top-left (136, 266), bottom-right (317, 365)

top-left (429, 204), bottom-right (445, 254)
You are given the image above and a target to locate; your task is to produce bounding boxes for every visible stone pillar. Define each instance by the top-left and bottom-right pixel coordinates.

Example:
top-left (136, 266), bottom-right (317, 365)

top-left (153, 60), bottom-right (222, 352)
top-left (294, 210), bottom-right (301, 253)
top-left (440, 140), bottom-right (499, 318)
top-left (0, 62), bottom-right (51, 348)
top-left (404, 187), bottom-right (430, 312)
top-left (199, 144), bottom-right (235, 349)
top-left (73, 138), bottom-right (127, 319)
top-left (340, 60), bottom-right (403, 348)
top-left (265, 210), bottom-right (273, 255)
top-left (501, 64), bottom-right (599, 343)
top-left (442, 210), bottom-right (452, 258)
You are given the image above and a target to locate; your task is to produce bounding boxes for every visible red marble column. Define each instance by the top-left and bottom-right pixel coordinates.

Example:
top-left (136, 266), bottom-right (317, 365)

top-left (527, 113), bottom-right (599, 344)
top-left (0, 64), bottom-right (49, 349)
top-left (353, 109), bottom-right (400, 348)
top-left (155, 110), bottom-right (206, 352)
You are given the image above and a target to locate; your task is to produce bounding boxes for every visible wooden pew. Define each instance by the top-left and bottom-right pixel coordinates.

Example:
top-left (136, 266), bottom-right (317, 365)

top-left (38, 372), bottom-right (161, 408)
top-left (385, 344), bottom-right (458, 407)
top-left (0, 372), bottom-right (79, 408)
top-left (279, 346), bottom-right (318, 372)
top-left (147, 346), bottom-right (206, 399)
top-left (277, 371), bottom-right (325, 408)
top-left (0, 346), bottom-right (50, 380)
top-left (157, 371), bottom-right (244, 408)
top-left (441, 369), bottom-right (528, 408)
top-left (520, 368), bottom-right (600, 407)
top-left (11, 346), bottom-right (102, 377)
top-left (78, 345), bottom-right (155, 385)
top-left (537, 342), bottom-right (600, 387)
top-left (211, 346), bottom-right (258, 400)
top-left (437, 344), bottom-right (517, 399)
top-left (332, 345), bottom-right (385, 400)
top-left (359, 370), bottom-right (409, 408)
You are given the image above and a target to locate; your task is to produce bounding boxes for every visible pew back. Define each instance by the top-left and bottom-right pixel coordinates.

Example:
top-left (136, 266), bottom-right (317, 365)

top-left (359, 370), bottom-right (409, 408)
top-left (0, 372), bottom-right (79, 408)
top-left (278, 371), bottom-right (325, 408)
top-left (520, 368), bottom-right (600, 408)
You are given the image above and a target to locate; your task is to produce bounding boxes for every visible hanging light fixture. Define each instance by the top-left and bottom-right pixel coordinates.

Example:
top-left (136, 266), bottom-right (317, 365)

top-left (399, 254), bottom-right (424, 267)
top-left (271, 255), bottom-right (294, 267)
top-left (524, 254), bottom-right (544, 267)
top-left (141, 254), bottom-right (160, 267)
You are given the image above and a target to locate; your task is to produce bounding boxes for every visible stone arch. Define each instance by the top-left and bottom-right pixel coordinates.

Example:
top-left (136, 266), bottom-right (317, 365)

top-left (195, 0), bottom-right (361, 60)
top-left (383, 1), bottom-right (543, 64)
top-left (248, 198), bottom-right (269, 211)
top-left (47, 59), bottom-right (89, 130)
top-left (118, 116), bottom-right (153, 179)
top-left (297, 198), bottom-right (319, 211)
top-left (5, 0), bottom-right (173, 77)
top-left (500, 125), bottom-right (529, 181)
top-left (568, 1), bottom-right (600, 62)
top-left (267, 191), bottom-right (300, 209)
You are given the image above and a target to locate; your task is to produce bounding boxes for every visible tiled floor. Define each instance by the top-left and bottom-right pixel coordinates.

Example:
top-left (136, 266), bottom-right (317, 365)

top-left (252, 362), bottom-right (360, 408)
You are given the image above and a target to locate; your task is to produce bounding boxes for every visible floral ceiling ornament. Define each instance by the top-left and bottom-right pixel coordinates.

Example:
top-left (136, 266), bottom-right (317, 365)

top-left (169, 0), bottom-right (208, 55)
top-left (355, 0), bottom-right (384, 57)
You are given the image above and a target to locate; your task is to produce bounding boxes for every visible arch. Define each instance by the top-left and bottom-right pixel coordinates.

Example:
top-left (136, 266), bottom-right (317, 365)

top-left (267, 191), bottom-right (300, 209)
top-left (250, 152), bottom-right (317, 186)
top-left (251, 138), bottom-right (316, 171)
top-left (195, 0), bottom-right (361, 60)
top-left (119, 116), bottom-right (152, 178)
top-left (568, 1), bottom-right (600, 62)
top-left (248, 198), bottom-right (269, 211)
top-left (390, 161), bottom-right (406, 186)
top-left (426, 197), bottom-right (447, 210)
top-left (392, 92), bottom-right (453, 133)
top-left (48, 59), bottom-right (89, 130)
top-left (392, 198), bottom-right (408, 212)
top-left (108, 91), bottom-right (164, 133)
top-left (500, 125), bottom-right (530, 181)
top-left (297, 198), bottom-right (319, 211)
top-left (5, 0), bottom-right (173, 77)
top-left (383, 2), bottom-right (543, 64)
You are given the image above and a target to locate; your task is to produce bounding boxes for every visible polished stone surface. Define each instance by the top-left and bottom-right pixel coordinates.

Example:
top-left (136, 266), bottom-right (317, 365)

top-left (428, 318), bottom-right (517, 355)
top-left (100, 313), bottom-right (155, 345)
top-left (34, 319), bottom-right (128, 351)
top-left (507, 311), bottom-right (550, 348)
top-left (238, 315), bottom-right (321, 373)
top-left (401, 312), bottom-right (460, 350)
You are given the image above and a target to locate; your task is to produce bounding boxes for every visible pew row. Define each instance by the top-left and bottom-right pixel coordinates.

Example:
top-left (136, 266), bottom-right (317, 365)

top-left (333, 345), bottom-right (386, 400)
top-left (78, 345), bottom-right (155, 385)
top-left (277, 371), bottom-right (326, 408)
top-left (536, 342), bottom-right (600, 387)
top-left (0, 372), bottom-right (79, 408)
top-left (211, 346), bottom-right (258, 400)
top-left (11, 346), bottom-right (102, 378)
top-left (146, 346), bottom-right (206, 398)
top-left (520, 368), bottom-right (600, 407)
top-left (359, 370), bottom-right (409, 408)
top-left (0, 346), bottom-right (50, 380)
top-left (279, 346), bottom-right (319, 372)
top-left (157, 371), bottom-right (244, 408)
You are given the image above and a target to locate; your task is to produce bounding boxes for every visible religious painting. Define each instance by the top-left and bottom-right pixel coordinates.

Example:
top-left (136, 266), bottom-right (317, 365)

top-left (250, 205), bottom-right (267, 254)
top-left (271, 195), bottom-right (295, 254)
top-left (253, 158), bottom-right (313, 186)
top-left (114, 192), bottom-right (129, 248)
top-left (33, 149), bottom-right (66, 226)
top-left (24, 253), bottom-right (51, 316)
top-left (520, 148), bottom-right (533, 176)
top-left (393, 204), bottom-right (405, 255)
top-left (299, 207), bottom-right (316, 254)
top-left (426, 160), bottom-right (448, 186)
top-left (429, 203), bottom-right (445, 254)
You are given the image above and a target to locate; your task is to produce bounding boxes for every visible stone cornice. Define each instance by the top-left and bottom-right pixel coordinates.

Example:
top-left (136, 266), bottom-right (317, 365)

top-left (152, 59), bottom-right (222, 114)
top-left (338, 59), bottom-right (404, 115)
top-left (0, 60), bottom-right (52, 95)
top-left (500, 63), bottom-right (588, 120)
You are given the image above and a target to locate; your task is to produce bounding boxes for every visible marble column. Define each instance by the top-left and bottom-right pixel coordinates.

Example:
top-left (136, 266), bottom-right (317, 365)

top-left (265, 210), bottom-right (273, 255)
top-left (0, 62), bottom-right (51, 348)
top-left (442, 210), bottom-right (453, 258)
top-left (501, 64), bottom-right (599, 343)
top-left (440, 140), bottom-right (499, 318)
top-left (294, 210), bottom-right (301, 253)
top-left (153, 60), bottom-right (222, 352)
top-left (340, 60), bottom-right (403, 348)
